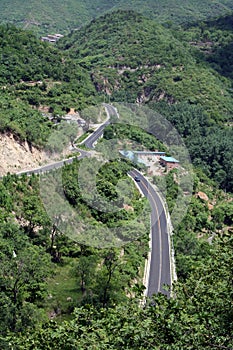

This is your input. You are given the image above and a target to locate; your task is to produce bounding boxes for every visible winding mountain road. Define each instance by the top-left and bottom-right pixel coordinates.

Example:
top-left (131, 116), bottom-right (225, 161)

top-left (11, 104), bottom-right (172, 298)
top-left (83, 103), bottom-right (117, 149)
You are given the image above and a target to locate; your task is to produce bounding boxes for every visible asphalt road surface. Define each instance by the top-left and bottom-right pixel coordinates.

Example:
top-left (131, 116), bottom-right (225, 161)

top-left (15, 149), bottom-right (90, 176)
top-left (7, 103), bottom-right (172, 298)
top-left (84, 104), bottom-right (117, 149)
top-left (15, 104), bottom-right (116, 176)
top-left (129, 169), bottom-right (172, 298)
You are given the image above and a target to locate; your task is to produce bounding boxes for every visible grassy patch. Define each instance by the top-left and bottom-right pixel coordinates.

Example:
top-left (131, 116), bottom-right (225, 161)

top-left (75, 129), bottom-right (94, 144)
top-left (44, 257), bottom-right (82, 320)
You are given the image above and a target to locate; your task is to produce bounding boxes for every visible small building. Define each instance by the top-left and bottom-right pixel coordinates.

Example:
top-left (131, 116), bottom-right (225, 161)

top-left (62, 114), bottom-right (86, 127)
top-left (54, 34), bottom-right (64, 38)
top-left (41, 33), bottom-right (64, 43)
top-left (41, 36), bottom-right (56, 43)
top-left (159, 156), bottom-right (179, 170)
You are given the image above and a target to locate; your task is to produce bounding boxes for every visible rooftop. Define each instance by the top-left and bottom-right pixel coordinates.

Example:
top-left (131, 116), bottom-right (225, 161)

top-left (133, 151), bottom-right (165, 155)
top-left (160, 156), bottom-right (179, 163)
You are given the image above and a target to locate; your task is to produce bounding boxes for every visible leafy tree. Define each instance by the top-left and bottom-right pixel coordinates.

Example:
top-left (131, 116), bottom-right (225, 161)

top-left (9, 234), bottom-right (233, 349)
top-left (75, 255), bottom-right (98, 295)
top-left (0, 244), bottom-right (51, 333)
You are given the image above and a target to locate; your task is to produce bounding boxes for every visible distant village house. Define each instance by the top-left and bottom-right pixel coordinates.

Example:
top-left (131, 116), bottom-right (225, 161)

top-left (41, 33), bottom-right (64, 43)
top-left (159, 156), bottom-right (179, 170)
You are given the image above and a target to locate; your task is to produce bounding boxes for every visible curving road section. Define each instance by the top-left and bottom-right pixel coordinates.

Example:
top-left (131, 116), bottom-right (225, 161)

top-left (4, 103), bottom-right (172, 298)
top-left (15, 104), bottom-right (116, 176)
top-left (84, 104), bottom-right (172, 297)
top-left (15, 149), bottom-right (90, 176)
top-left (129, 169), bottom-right (172, 298)
top-left (83, 104), bottom-right (117, 149)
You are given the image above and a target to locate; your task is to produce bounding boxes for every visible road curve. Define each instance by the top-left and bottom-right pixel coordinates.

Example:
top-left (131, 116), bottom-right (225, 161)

top-left (15, 149), bottom-right (90, 177)
top-left (84, 105), bottom-right (172, 297)
top-left (129, 169), bottom-right (171, 298)
top-left (83, 104), bottom-right (117, 149)
top-left (4, 103), bottom-right (172, 298)
top-left (14, 104), bottom-right (116, 176)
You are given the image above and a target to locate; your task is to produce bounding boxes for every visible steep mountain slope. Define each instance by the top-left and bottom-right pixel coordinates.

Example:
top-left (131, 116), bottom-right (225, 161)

top-left (0, 25), bottom-right (65, 83)
top-left (0, 25), bottom-right (97, 146)
top-left (59, 10), bottom-right (233, 121)
top-left (1, 0), bottom-right (233, 35)
top-left (116, 0), bottom-right (233, 25)
top-left (0, 8), bottom-right (232, 348)
top-left (174, 14), bottom-right (233, 81)
top-left (0, 134), bottom-right (48, 175)
top-left (0, 0), bottom-right (117, 35)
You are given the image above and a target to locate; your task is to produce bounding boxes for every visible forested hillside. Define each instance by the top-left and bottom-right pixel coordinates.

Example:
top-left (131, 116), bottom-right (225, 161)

top-left (0, 7), bottom-right (232, 350)
top-left (59, 11), bottom-right (233, 121)
top-left (57, 11), bottom-right (233, 192)
top-left (0, 25), bottom-right (98, 146)
top-left (1, 151), bottom-right (232, 349)
top-left (174, 13), bottom-right (233, 81)
top-left (0, 0), bottom-right (116, 36)
top-left (1, 0), bottom-right (233, 35)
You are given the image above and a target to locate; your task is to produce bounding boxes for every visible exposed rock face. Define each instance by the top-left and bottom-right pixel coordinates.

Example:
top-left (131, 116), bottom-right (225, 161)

top-left (0, 134), bottom-right (48, 176)
top-left (196, 191), bottom-right (209, 201)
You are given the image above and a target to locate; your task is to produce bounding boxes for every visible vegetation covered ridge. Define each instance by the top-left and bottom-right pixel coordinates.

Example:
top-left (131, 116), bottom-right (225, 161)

top-left (1, 167), bottom-right (232, 349)
top-left (58, 10), bottom-right (233, 121)
top-left (0, 25), bottom-right (98, 146)
top-left (1, 0), bottom-right (233, 35)
top-left (0, 8), bottom-right (232, 349)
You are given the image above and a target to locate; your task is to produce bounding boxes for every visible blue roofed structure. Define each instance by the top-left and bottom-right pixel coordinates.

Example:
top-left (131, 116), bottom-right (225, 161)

top-left (160, 156), bottom-right (179, 163)
top-left (160, 156), bottom-right (179, 170)
top-left (119, 150), bottom-right (179, 171)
